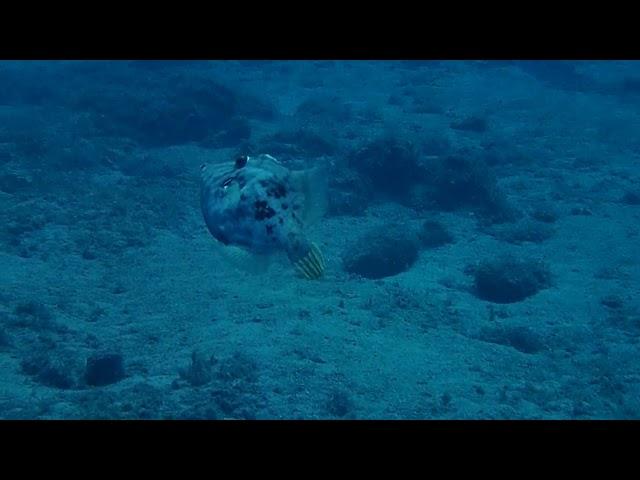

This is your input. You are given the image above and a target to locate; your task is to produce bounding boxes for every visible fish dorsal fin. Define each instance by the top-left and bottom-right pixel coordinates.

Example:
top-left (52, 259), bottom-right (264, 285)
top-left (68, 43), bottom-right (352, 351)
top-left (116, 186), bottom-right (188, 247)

top-left (290, 165), bottom-right (328, 226)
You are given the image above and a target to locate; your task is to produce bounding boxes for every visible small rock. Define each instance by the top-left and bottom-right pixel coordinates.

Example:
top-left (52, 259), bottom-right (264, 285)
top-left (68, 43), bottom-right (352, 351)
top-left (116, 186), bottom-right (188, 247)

top-left (471, 255), bottom-right (552, 304)
top-left (82, 248), bottom-right (98, 260)
top-left (13, 300), bottom-right (55, 331)
top-left (179, 350), bottom-right (215, 387)
top-left (347, 136), bottom-right (425, 199)
top-left (477, 325), bottom-right (545, 354)
top-left (601, 295), bottom-right (624, 310)
top-left (21, 350), bottom-right (81, 390)
top-left (621, 191), bottom-right (640, 205)
top-left (326, 389), bottom-right (354, 418)
top-left (85, 353), bottom-right (125, 386)
top-left (419, 219), bottom-right (454, 248)
top-left (450, 116), bottom-right (488, 133)
top-left (343, 224), bottom-right (420, 280)
top-left (0, 173), bottom-right (31, 194)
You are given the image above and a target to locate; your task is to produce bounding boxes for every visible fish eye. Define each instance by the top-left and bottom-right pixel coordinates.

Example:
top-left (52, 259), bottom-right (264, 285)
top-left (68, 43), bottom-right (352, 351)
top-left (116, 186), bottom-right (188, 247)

top-left (235, 156), bottom-right (248, 169)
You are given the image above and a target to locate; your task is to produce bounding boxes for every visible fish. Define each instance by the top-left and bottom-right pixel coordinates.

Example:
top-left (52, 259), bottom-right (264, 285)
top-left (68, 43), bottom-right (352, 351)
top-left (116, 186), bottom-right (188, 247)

top-left (200, 154), bottom-right (327, 279)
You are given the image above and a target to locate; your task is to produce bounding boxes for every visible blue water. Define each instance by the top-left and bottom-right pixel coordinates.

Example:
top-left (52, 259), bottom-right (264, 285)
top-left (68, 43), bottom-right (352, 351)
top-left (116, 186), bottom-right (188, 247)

top-left (0, 60), bottom-right (639, 419)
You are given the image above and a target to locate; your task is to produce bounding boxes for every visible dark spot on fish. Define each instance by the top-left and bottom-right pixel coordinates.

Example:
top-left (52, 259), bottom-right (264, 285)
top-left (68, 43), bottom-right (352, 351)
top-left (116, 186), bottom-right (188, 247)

top-left (260, 179), bottom-right (288, 200)
top-left (265, 224), bottom-right (274, 236)
top-left (278, 217), bottom-right (284, 225)
top-left (268, 183), bottom-right (287, 199)
top-left (254, 200), bottom-right (276, 220)
top-left (240, 193), bottom-right (247, 201)
top-left (282, 203), bottom-right (288, 210)
top-left (292, 204), bottom-right (300, 211)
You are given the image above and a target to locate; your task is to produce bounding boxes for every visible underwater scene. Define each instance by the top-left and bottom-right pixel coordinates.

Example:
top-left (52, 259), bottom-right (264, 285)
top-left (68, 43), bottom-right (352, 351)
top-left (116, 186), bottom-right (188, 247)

top-left (0, 60), bottom-right (639, 419)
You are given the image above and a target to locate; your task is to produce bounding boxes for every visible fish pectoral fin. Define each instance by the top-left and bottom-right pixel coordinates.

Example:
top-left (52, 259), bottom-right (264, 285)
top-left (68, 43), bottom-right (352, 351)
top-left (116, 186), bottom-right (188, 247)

top-left (292, 242), bottom-right (325, 280)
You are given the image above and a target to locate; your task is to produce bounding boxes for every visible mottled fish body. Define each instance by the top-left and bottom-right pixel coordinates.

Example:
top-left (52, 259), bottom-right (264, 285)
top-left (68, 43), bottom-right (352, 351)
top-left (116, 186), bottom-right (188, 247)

top-left (200, 154), bottom-right (326, 279)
